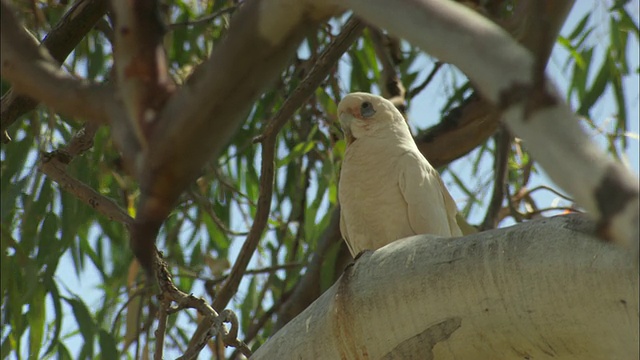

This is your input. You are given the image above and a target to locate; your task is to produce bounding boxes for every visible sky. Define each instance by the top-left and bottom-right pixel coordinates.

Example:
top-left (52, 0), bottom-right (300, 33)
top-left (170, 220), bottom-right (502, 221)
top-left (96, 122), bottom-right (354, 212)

top-left (14, 1), bottom-right (638, 358)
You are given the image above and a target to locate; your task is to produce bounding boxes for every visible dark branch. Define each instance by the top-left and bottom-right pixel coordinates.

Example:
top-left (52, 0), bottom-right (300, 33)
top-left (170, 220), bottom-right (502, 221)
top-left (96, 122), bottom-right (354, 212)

top-left (1, 0), bottom-right (114, 128)
top-left (212, 16), bottom-right (365, 312)
top-left (481, 126), bottom-right (511, 230)
top-left (1, 0), bottom-right (108, 142)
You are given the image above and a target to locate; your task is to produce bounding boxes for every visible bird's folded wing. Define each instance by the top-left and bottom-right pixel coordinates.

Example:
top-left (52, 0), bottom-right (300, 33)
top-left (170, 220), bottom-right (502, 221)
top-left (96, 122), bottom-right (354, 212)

top-left (399, 152), bottom-right (462, 236)
top-left (339, 208), bottom-right (356, 256)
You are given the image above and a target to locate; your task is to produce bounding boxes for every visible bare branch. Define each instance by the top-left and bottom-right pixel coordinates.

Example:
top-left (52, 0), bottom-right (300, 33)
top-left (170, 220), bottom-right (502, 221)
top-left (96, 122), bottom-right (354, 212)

top-left (112, 0), bottom-right (176, 147)
top-left (150, 254), bottom-right (251, 360)
top-left (169, 6), bottom-right (237, 30)
top-left (0, 0), bottom-right (114, 126)
top-left (407, 61), bottom-right (442, 100)
top-left (153, 296), bottom-right (170, 360)
top-left (205, 263), bottom-right (302, 286)
top-left (369, 27), bottom-right (406, 115)
top-left (481, 126), bottom-right (511, 230)
top-left (38, 124), bottom-right (133, 226)
top-left (412, 0), bottom-right (575, 167)
top-left (515, 185), bottom-right (574, 203)
top-left (128, 0), bottom-right (336, 276)
top-left (212, 16), bottom-right (364, 312)
top-left (187, 190), bottom-right (249, 236)
top-left (417, 94), bottom-right (498, 168)
top-left (0, 0), bottom-right (108, 142)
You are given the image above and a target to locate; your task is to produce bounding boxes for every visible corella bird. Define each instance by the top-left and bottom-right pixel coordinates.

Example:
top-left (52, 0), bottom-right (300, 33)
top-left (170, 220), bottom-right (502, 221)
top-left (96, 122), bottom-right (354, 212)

top-left (338, 92), bottom-right (462, 257)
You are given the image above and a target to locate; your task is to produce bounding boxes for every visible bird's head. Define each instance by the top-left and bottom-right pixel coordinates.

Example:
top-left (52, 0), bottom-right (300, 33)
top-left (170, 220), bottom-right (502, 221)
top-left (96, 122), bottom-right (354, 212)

top-left (337, 92), bottom-right (407, 145)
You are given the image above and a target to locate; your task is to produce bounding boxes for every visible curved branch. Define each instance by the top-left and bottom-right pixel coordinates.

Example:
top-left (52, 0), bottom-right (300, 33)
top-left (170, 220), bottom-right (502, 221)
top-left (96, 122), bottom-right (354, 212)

top-left (128, 0), bottom-right (337, 276)
top-left (0, 0), bottom-right (108, 142)
top-left (413, 0), bottom-right (575, 168)
top-left (212, 16), bottom-right (365, 312)
top-left (112, 0), bottom-right (176, 147)
top-left (481, 126), bottom-right (511, 230)
top-left (38, 124), bottom-right (133, 226)
top-left (0, 1), bottom-right (114, 126)
top-left (416, 94), bottom-right (498, 168)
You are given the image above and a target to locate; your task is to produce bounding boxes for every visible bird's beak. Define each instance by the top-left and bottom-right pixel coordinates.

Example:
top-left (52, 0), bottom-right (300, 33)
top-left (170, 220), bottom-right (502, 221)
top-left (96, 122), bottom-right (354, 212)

top-left (339, 110), bottom-right (356, 145)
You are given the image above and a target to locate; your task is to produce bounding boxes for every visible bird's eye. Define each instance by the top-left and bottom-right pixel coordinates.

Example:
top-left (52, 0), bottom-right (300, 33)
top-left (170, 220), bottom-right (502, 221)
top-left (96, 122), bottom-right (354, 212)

top-left (360, 101), bottom-right (376, 118)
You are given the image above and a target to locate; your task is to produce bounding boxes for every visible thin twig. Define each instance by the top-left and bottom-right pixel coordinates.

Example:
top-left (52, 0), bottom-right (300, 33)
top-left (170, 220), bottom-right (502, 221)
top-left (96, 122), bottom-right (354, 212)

top-left (514, 185), bottom-right (574, 203)
top-left (154, 296), bottom-right (171, 360)
top-left (169, 7), bottom-right (236, 29)
top-left (111, 287), bottom-right (147, 335)
top-left (505, 185), bottom-right (524, 223)
top-left (408, 61), bottom-right (443, 100)
top-left (212, 16), bottom-right (365, 313)
top-left (481, 126), bottom-right (511, 230)
top-left (37, 124), bottom-right (134, 226)
top-left (204, 262), bottom-right (302, 286)
top-left (518, 206), bottom-right (582, 220)
top-left (187, 190), bottom-right (249, 236)
top-left (150, 253), bottom-right (250, 359)
top-left (369, 26), bottom-right (406, 115)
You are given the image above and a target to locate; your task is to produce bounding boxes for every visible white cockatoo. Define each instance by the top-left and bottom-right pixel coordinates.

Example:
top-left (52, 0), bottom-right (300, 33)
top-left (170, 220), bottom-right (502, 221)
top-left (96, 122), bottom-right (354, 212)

top-left (338, 92), bottom-right (463, 257)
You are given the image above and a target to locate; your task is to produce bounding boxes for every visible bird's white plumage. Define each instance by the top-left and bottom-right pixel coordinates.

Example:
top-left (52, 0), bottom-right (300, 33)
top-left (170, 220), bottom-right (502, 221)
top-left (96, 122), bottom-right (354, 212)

top-left (338, 92), bottom-right (462, 257)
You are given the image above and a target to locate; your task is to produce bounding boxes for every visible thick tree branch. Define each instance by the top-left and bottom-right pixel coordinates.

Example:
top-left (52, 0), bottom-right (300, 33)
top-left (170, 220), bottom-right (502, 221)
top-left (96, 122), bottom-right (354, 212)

top-left (112, 0), bottom-right (176, 147)
top-left (253, 215), bottom-right (638, 359)
top-left (128, 0), bottom-right (338, 276)
top-left (0, 0), bottom-right (114, 127)
top-left (417, 94), bottom-right (498, 168)
top-left (413, 0), bottom-right (575, 167)
top-left (0, 0), bottom-right (108, 142)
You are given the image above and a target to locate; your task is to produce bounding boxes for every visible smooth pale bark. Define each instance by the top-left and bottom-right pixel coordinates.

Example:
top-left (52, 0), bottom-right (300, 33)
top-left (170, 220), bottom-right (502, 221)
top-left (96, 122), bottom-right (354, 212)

top-left (253, 215), bottom-right (638, 360)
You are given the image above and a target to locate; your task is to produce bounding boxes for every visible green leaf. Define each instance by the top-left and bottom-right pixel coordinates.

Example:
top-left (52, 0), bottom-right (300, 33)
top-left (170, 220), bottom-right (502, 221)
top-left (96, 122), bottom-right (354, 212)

top-left (568, 13), bottom-right (591, 41)
top-left (63, 296), bottom-right (96, 357)
top-left (557, 36), bottom-right (586, 70)
top-left (36, 212), bottom-right (62, 276)
top-left (611, 67), bottom-right (627, 148)
top-left (56, 342), bottom-right (73, 360)
top-left (98, 329), bottom-right (119, 360)
top-left (240, 276), bottom-right (258, 331)
top-left (276, 141), bottom-right (316, 168)
top-left (42, 277), bottom-right (63, 357)
top-left (578, 54), bottom-right (611, 116)
top-left (27, 284), bottom-right (46, 359)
